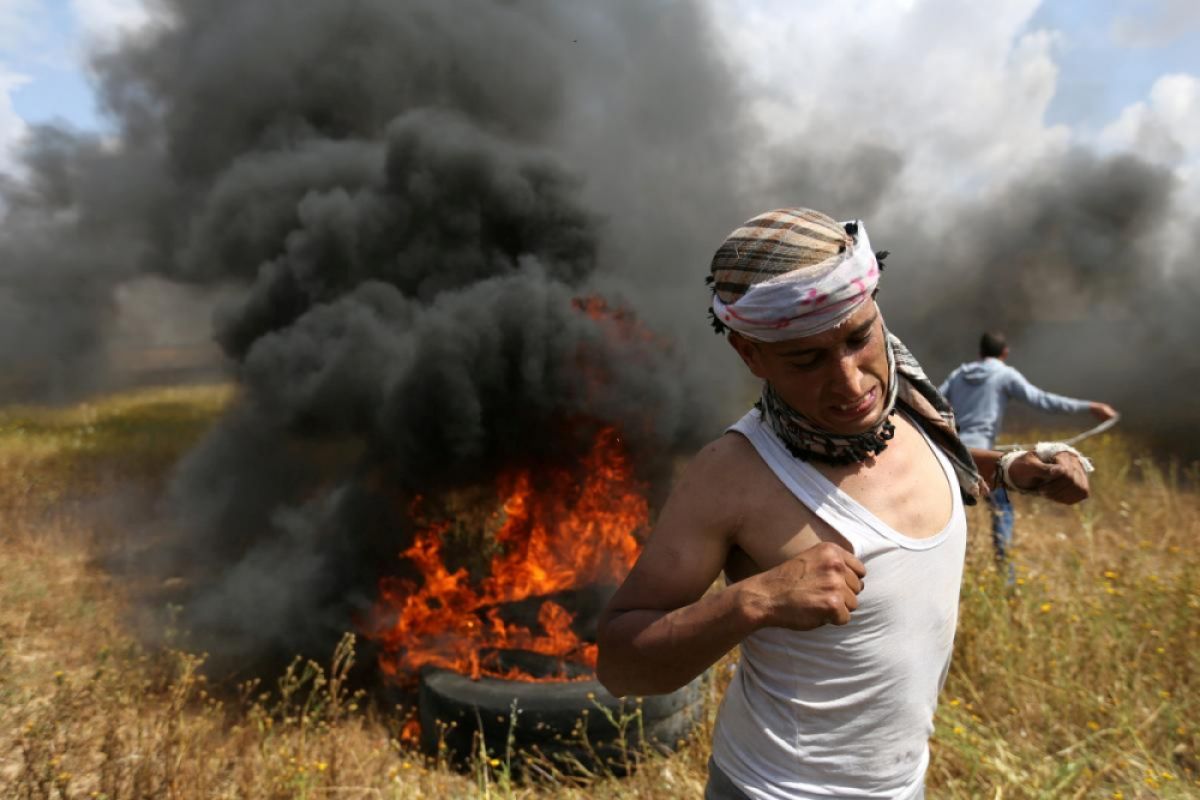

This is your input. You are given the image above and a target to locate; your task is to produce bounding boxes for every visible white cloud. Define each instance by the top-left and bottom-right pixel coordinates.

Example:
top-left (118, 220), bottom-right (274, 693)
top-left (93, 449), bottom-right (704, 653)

top-left (1112, 0), bottom-right (1200, 48)
top-left (0, 66), bottom-right (29, 177)
top-left (708, 0), bottom-right (1071, 220)
top-left (1098, 73), bottom-right (1200, 266)
top-left (70, 0), bottom-right (151, 48)
top-left (1099, 73), bottom-right (1200, 164)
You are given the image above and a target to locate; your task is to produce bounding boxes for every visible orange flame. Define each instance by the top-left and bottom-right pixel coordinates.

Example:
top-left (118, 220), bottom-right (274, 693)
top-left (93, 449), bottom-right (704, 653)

top-left (570, 296), bottom-right (662, 347)
top-left (399, 718), bottom-right (421, 743)
top-left (367, 426), bottom-right (647, 682)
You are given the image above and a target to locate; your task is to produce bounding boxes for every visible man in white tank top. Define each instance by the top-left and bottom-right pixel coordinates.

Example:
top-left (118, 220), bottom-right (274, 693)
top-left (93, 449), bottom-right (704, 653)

top-left (596, 208), bottom-right (1093, 799)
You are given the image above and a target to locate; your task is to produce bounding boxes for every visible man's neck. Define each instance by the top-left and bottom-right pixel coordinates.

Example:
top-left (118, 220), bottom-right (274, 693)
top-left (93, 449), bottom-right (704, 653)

top-left (804, 413), bottom-right (955, 540)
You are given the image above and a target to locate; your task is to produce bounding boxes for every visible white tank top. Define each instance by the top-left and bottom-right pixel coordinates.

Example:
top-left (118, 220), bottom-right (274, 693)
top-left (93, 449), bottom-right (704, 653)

top-left (710, 409), bottom-right (966, 800)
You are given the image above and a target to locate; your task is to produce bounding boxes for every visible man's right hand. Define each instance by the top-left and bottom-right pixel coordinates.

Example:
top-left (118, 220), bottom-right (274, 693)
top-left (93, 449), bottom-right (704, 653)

top-left (746, 542), bottom-right (866, 630)
top-left (1089, 402), bottom-right (1118, 421)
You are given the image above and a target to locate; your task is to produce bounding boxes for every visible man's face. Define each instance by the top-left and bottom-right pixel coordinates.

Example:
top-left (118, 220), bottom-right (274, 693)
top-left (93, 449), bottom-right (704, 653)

top-left (730, 300), bottom-right (889, 435)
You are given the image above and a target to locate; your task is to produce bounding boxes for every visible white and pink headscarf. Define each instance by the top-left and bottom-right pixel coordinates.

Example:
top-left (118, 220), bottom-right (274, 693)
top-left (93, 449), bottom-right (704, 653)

top-left (709, 208), bottom-right (881, 342)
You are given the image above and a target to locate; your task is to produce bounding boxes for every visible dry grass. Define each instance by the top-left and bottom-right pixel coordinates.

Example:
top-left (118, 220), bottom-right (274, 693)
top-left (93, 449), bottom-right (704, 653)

top-left (0, 385), bottom-right (1196, 799)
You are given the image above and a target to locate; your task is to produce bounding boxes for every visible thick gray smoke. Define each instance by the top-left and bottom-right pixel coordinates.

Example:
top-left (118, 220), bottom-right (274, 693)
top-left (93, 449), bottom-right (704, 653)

top-left (0, 0), bottom-right (748, 675)
top-left (3, 0), bottom-right (1198, 674)
top-left (871, 150), bottom-right (1197, 452)
top-left (0, 0), bottom-right (746, 402)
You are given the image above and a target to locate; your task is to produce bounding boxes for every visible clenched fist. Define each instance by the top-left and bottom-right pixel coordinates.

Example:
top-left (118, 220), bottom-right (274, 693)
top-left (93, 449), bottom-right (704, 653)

top-left (743, 541), bottom-right (867, 630)
top-left (1007, 451), bottom-right (1091, 504)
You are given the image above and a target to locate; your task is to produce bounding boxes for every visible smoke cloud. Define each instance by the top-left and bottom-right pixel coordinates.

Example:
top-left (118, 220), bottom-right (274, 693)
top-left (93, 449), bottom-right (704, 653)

top-left (3, 0), bottom-right (1200, 672)
top-left (875, 150), bottom-right (1193, 452)
top-left (0, 0), bottom-right (747, 673)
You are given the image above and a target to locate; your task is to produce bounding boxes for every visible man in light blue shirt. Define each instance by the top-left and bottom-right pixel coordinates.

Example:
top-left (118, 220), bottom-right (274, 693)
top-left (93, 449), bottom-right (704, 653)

top-left (939, 331), bottom-right (1117, 574)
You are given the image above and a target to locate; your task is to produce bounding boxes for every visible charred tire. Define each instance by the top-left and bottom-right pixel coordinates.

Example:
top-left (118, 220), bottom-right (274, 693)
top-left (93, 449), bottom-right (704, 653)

top-left (418, 669), bottom-right (706, 773)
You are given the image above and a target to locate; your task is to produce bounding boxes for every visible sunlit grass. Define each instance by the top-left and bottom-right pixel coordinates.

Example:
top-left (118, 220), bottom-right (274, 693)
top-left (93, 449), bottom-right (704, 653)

top-left (0, 385), bottom-right (1196, 798)
top-left (0, 384), bottom-right (234, 520)
top-left (929, 430), bottom-right (1200, 798)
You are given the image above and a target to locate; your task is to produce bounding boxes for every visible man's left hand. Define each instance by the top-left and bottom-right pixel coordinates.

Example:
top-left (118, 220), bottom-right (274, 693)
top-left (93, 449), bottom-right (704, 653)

top-left (1006, 452), bottom-right (1090, 504)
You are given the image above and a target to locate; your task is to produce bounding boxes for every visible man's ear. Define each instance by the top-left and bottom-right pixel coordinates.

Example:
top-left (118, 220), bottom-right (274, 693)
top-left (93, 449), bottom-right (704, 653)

top-left (728, 332), bottom-right (767, 380)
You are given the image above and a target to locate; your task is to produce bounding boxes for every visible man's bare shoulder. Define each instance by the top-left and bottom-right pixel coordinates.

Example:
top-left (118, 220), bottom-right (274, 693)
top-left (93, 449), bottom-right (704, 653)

top-left (685, 430), bottom-right (766, 480)
top-left (669, 432), bottom-right (772, 522)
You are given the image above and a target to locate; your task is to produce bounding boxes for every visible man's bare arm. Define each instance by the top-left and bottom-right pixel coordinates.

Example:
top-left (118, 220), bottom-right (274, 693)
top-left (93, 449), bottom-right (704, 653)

top-left (597, 571), bottom-right (762, 697)
top-left (596, 437), bottom-right (865, 697)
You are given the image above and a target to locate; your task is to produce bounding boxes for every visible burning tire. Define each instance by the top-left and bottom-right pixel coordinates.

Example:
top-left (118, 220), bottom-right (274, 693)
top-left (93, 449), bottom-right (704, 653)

top-left (419, 668), bottom-right (706, 773)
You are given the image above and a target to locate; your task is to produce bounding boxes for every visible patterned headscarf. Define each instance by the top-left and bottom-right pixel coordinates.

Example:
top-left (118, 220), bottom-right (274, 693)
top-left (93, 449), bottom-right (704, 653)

top-left (709, 208), bottom-right (987, 502)
top-left (709, 208), bottom-right (879, 342)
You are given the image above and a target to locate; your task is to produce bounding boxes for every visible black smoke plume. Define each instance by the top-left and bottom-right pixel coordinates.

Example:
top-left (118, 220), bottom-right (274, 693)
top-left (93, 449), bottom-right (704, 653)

top-left (3, 0), bottom-right (1199, 675)
top-left (872, 150), bottom-right (1196, 454)
top-left (0, 0), bottom-right (751, 675)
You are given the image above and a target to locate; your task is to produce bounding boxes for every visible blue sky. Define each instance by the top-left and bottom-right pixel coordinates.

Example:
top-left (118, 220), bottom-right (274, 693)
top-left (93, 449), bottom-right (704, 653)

top-left (5, 2), bottom-right (99, 128)
top-left (0, 0), bottom-right (151, 147)
top-left (1030, 0), bottom-right (1200, 130)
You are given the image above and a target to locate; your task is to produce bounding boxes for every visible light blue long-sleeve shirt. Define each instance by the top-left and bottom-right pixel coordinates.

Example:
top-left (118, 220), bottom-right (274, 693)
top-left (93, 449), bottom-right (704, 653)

top-left (937, 358), bottom-right (1091, 450)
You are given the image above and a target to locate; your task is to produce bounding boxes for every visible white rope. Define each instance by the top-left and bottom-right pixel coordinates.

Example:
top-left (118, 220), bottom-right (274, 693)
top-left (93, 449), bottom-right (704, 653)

top-left (994, 413), bottom-right (1121, 452)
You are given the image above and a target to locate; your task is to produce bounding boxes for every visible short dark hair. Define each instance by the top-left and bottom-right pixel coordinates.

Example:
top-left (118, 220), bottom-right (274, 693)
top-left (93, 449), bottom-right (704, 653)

top-left (980, 331), bottom-right (1007, 358)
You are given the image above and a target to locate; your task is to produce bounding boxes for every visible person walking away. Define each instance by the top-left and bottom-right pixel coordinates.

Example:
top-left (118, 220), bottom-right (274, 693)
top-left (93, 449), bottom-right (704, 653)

top-left (938, 331), bottom-right (1116, 577)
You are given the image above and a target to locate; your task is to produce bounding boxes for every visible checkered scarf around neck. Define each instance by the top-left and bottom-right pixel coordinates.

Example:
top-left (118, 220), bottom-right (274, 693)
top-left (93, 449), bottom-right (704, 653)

top-left (758, 325), bottom-right (900, 464)
top-left (756, 332), bottom-right (987, 503)
top-left (708, 207), bottom-right (986, 502)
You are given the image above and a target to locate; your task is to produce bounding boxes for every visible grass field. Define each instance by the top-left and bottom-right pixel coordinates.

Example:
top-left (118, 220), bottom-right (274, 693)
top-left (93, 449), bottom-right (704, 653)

top-left (0, 385), bottom-right (1196, 799)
